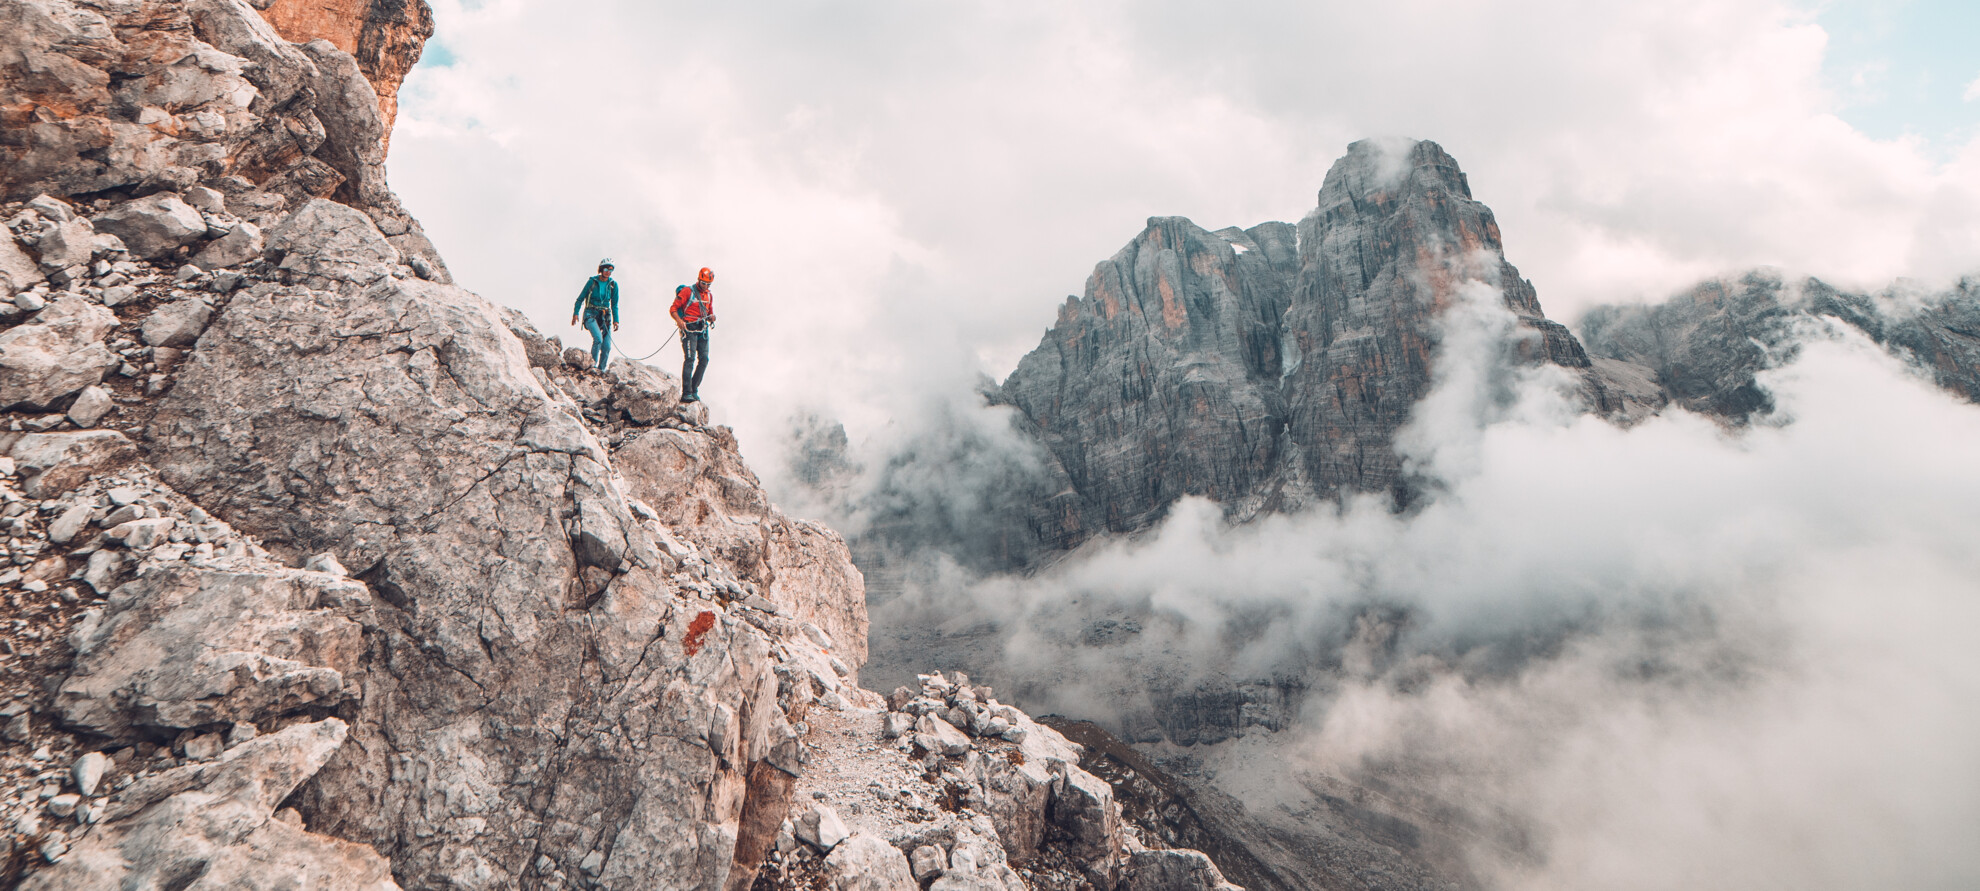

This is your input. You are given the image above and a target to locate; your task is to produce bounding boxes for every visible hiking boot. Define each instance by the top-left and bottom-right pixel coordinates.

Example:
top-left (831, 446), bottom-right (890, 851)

top-left (681, 392), bottom-right (699, 403)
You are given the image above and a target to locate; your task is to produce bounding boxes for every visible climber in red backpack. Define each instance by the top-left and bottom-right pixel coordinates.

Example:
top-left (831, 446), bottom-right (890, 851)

top-left (671, 267), bottom-right (717, 402)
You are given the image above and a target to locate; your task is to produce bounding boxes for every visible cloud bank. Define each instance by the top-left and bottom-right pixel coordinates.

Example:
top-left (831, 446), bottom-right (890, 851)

top-left (387, 0), bottom-right (1980, 484)
top-left (867, 282), bottom-right (1980, 887)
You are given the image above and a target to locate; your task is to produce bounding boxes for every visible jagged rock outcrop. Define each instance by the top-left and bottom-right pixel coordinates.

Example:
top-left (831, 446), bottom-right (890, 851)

top-left (1580, 269), bottom-right (1980, 419)
top-left (254, 0), bottom-right (434, 145)
top-left (0, 0), bottom-right (450, 279)
top-left (990, 140), bottom-right (1660, 558)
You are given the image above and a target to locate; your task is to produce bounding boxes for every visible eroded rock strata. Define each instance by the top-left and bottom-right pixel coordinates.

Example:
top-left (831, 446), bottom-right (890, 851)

top-left (990, 140), bottom-right (1662, 560)
top-left (0, 2), bottom-right (1233, 888)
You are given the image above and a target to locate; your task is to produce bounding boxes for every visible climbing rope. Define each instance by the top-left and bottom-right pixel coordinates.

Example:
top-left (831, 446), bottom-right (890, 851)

top-left (612, 321), bottom-right (708, 364)
top-left (615, 328), bottom-right (677, 363)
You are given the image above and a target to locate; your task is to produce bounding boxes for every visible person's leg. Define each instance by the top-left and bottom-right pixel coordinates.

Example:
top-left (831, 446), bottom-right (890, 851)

top-left (680, 332), bottom-right (698, 393)
top-left (583, 313), bottom-right (606, 370)
top-left (689, 332), bottom-right (709, 394)
top-left (597, 318), bottom-right (613, 372)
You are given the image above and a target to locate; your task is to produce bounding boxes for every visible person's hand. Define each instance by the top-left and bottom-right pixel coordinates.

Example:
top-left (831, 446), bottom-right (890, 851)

top-left (569, 315), bottom-right (578, 326)
top-left (612, 322), bottom-right (620, 331)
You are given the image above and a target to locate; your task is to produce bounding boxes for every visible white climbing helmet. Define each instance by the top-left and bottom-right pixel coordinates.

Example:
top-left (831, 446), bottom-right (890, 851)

top-left (598, 258), bottom-right (615, 270)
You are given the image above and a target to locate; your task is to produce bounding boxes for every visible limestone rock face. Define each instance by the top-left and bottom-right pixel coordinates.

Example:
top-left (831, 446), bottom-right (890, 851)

top-left (996, 217), bottom-right (1300, 551)
top-left (0, 0), bottom-right (449, 277)
top-left (56, 566), bottom-right (373, 738)
top-left (256, 0), bottom-right (434, 145)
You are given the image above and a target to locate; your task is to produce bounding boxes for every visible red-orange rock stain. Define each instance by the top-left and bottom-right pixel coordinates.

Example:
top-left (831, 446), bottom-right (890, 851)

top-left (683, 610), bottom-right (716, 657)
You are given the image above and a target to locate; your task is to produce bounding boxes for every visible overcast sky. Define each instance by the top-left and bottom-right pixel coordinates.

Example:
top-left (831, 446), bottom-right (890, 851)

top-left (387, 0), bottom-right (1980, 481)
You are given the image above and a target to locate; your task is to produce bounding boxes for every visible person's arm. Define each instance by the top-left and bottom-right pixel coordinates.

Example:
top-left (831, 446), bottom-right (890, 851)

top-left (572, 278), bottom-right (590, 325)
top-left (670, 289), bottom-right (686, 330)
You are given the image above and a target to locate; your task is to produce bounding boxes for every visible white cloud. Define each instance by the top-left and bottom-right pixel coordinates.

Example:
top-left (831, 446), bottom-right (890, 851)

top-left (389, 0), bottom-right (1980, 487)
top-left (894, 298), bottom-right (1980, 888)
top-left (1966, 74), bottom-right (1980, 101)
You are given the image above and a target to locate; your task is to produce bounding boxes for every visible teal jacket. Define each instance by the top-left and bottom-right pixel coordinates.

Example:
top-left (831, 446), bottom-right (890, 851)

top-left (575, 276), bottom-right (620, 324)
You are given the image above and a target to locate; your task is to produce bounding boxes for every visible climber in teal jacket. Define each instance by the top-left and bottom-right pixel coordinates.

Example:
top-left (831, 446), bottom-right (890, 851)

top-left (570, 258), bottom-right (620, 372)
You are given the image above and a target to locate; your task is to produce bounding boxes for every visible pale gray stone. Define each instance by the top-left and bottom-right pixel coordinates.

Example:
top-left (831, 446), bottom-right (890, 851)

top-left (0, 233), bottom-right (40, 295)
top-left (140, 297), bottom-right (214, 348)
top-left (193, 221), bottom-right (263, 269)
top-left (14, 290), bottom-right (46, 312)
top-left (822, 834), bottom-right (918, 891)
top-left (28, 195), bottom-right (75, 223)
top-left (47, 502), bottom-right (92, 544)
top-left (266, 199), bottom-right (399, 281)
top-left (8, 430), bottom-right (140, 498)
top-left (106, 517), bottom-right (174, 549)
top-left (911, 844), bottom-right (948, 881)
top-left (94, 194), bottom-right (206, 260)
top-left (18, 720), bottom-right (403, 891)
top-left (0, 295), bottom-right (120, 410)
top-left (34, 219), bottom-right (96, 272)
top-left (57, 566), bottom-right (370, 738)
top-left (795, 804), bottom-right (850, 853)
top-left (302, 552), bottom-right (348, 576)
top-left (916, 714), bottom-right (972, 756)
top-left (66, 385), bottom-right (113, 428)
top-left (1119, 849), bottom-right (1244, 891)
top-left (71, 752), bottom-right (110, 796)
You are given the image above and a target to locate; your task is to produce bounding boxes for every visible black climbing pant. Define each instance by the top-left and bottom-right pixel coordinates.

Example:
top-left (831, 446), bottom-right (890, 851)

top-left (682, 329), bottom-right (709, 396)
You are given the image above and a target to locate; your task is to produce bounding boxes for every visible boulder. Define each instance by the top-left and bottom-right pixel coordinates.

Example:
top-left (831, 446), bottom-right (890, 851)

top-left (72, 752), bottom-right (111, 796)
top-left (57, 565), bottom-right (373, 739)
top-left (0, 235), bottom-right (39, 295)
top-left (794, 804), bottom-right (850, 853)
top-left (47, 502), bottom-right (93, 544)
top-left (105, 516), bottom-right (175, 549)
top-left (186, 185), bottom-right (227, 213)
top-left (192, 220), bottom-right (264, 269)
top-left (608, 357), bottom-right (682, 425)
top-left (8, 430), bottom-right (140, 498)
top-left (0, 294), bottom-right (120, 410)
top-left (18, 720), bottom-right (402, 891)
top-left (141, 297), bottom-right (216, 348)
top-left (821, 834), bottom-right (918, 891)
top-left (1119, 850), bottom-right (1244, 891)
top-left (266, 198), bottom-right (400, 281)
top-left (911, 844), bottom-right (948, 881)
top-left (34, 218), bottom-right (96, 272)
top-left (1050, 765), bottom-right (1124, 875)
top-left (94, 194), bottom-right (207, 259)
top-left (915, 714), bottom-right (972, 756)
top-left (66, 385), bottom-right (114, 428)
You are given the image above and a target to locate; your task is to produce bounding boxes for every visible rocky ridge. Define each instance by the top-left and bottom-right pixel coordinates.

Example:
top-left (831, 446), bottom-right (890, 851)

top-left (0, 2), bottom-right (1241, 888)
top-left (1580, 269), bottom-right (1980, 419)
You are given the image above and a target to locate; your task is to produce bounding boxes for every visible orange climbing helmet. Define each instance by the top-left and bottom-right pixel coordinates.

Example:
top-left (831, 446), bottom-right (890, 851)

top-left (698, 267), bottom-right (714, 283)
